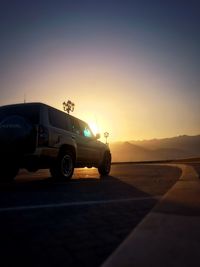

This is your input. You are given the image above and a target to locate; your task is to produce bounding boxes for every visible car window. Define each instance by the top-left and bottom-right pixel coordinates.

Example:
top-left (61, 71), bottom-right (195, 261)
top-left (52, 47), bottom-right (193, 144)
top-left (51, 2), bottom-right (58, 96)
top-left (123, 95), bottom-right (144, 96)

top-left (79, 121), bottom-right (94, 138)
top-left (71, 118), bottom-right (81, 135)
top-left (48, 108), bottom-right (70, 131)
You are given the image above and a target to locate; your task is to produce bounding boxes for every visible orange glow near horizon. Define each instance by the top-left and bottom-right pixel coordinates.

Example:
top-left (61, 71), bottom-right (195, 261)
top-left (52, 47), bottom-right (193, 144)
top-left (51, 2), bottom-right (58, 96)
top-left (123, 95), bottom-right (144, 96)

top-left (1, 37), bottom-right (200, 142)
top-left (1, 70), bottom-right (200, 143)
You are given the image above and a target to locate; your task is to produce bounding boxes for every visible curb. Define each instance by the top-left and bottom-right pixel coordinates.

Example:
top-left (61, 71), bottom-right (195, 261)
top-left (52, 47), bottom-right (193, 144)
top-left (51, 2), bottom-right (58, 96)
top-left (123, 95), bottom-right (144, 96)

top-left (101, 164), bottom-right (200, 267)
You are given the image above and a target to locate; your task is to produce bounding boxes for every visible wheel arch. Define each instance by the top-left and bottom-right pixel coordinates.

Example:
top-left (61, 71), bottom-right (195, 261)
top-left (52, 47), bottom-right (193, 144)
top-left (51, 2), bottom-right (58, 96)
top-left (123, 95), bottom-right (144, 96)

top-left (59, 144), bottom-right (76, 162)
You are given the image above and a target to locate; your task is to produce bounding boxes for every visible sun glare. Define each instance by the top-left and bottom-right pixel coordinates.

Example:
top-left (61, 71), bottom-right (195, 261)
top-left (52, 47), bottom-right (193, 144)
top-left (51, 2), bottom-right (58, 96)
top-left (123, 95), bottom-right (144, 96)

top-left (89, 121), bottom-right (99, 136)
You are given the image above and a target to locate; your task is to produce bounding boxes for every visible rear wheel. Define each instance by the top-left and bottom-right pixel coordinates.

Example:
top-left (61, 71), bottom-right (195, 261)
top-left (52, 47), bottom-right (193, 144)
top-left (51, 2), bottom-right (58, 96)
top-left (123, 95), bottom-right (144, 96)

top-left (98, 152), bottom-right (111, 176)
top-left (50, 150), bottom-right (74, 181)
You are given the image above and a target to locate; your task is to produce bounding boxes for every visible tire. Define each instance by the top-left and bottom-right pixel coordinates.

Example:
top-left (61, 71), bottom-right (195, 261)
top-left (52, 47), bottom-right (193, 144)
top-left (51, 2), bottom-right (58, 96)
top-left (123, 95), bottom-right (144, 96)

top-left (50, 150), bottom-right (74, 181)
top-left (98, 151), bottom-right (111, 176)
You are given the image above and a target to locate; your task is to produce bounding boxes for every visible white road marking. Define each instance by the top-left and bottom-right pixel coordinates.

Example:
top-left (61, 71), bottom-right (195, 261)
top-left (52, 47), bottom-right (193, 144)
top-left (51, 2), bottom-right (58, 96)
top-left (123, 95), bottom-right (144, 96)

top-left (0, 196), bottom-right (161, 212)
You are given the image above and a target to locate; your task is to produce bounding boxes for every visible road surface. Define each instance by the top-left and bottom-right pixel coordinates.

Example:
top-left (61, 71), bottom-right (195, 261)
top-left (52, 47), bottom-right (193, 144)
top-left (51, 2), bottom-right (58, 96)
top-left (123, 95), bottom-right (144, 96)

top-left (0, 164), bottom-right (182, 267)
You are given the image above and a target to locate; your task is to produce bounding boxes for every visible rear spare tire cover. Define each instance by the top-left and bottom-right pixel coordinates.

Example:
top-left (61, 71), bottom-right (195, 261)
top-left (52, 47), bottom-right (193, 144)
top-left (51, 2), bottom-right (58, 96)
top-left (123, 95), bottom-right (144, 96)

top-left (0, 115), bottom-right (33, 153)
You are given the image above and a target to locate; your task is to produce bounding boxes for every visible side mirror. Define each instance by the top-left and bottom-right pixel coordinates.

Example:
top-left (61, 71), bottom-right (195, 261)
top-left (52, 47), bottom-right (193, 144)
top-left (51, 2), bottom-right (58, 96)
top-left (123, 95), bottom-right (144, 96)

top-left (95, 133), bottom-right (101, 140)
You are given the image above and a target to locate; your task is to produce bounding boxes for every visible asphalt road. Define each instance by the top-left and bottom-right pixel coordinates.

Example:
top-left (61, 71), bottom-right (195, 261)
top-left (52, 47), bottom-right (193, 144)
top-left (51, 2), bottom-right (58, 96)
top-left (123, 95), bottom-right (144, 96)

top-left (189, 163), bottom-right (200, 178)
top-left (0, 164), bottom-right (181, 267)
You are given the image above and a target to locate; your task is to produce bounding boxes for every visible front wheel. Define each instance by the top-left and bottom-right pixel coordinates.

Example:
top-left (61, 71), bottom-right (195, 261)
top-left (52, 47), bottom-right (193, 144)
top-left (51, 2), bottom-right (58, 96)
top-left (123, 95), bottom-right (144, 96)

top-left (98, 152), bottom-right (111, 176)
top-left (50, 150), bottom-right (74, 181)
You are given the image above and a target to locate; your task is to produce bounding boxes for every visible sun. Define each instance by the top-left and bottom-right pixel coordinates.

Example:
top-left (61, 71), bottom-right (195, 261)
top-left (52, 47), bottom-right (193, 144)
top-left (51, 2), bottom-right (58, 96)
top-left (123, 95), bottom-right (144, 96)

top-left (89, 121), bottom-right (99, 136)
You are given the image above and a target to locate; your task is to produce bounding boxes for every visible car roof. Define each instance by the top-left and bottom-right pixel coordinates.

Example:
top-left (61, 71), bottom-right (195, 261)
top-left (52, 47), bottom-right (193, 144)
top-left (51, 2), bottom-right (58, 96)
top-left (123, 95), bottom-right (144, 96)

top-left (0, 102), bottom-right (42, 109)
top-left (0, 102), bottom-right (88, 125)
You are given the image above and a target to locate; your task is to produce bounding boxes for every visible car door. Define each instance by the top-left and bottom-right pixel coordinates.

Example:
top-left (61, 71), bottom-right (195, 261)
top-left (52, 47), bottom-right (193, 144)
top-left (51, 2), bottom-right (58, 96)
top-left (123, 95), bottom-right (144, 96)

top-left (47, 107), bottom-right (71, 149)
top-left (77, 120), bottom-right (101, 164)
top-left (70, 117), bottom-right (90, 164)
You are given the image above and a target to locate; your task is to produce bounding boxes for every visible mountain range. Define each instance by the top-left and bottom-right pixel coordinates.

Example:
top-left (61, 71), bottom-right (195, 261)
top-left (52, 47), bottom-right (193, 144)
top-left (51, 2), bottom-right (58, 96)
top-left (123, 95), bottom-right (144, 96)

top-left (109, 135), bottom-right (200, 162)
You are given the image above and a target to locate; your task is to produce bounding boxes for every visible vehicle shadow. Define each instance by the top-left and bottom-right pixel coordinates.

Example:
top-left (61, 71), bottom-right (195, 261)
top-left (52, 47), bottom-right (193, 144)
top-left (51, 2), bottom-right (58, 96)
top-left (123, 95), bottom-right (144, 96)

top-left (0, 171), bottom-right (160, 267)
top-left (0, 170), bottom-right (156, 209)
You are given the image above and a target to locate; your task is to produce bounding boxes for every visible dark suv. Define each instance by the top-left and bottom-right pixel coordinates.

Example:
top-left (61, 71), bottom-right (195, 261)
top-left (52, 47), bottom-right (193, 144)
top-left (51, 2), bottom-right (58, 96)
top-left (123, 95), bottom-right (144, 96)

top-left (0, 103), bottom-right (111, 181)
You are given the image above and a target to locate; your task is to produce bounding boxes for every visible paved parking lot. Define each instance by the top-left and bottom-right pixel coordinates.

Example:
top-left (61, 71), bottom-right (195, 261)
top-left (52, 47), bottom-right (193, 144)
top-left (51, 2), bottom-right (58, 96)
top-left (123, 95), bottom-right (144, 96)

top-left (0, 164), bottom-right (181, 267)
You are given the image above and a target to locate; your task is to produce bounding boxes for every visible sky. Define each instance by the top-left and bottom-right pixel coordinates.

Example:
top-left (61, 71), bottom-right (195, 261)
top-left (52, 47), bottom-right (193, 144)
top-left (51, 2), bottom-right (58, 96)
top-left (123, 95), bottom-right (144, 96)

top-left (0, 0), bottom-right (200, 142)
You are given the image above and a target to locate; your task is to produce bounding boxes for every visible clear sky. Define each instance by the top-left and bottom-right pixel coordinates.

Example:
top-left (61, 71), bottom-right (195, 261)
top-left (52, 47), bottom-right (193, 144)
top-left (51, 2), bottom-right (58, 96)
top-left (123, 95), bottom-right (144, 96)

top-left (0, 0), bottom-right (200, 141)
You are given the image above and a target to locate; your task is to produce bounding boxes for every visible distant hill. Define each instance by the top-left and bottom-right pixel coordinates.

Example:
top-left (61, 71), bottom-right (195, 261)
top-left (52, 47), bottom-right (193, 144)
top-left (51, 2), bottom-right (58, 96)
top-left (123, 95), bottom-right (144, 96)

top-left (110, 135), bottom-right (200, 162)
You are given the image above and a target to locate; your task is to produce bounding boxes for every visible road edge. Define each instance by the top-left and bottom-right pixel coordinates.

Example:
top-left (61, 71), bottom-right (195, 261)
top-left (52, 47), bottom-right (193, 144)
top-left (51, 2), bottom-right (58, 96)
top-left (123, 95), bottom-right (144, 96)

top-left (101, 164), bottom-right (200, 267)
